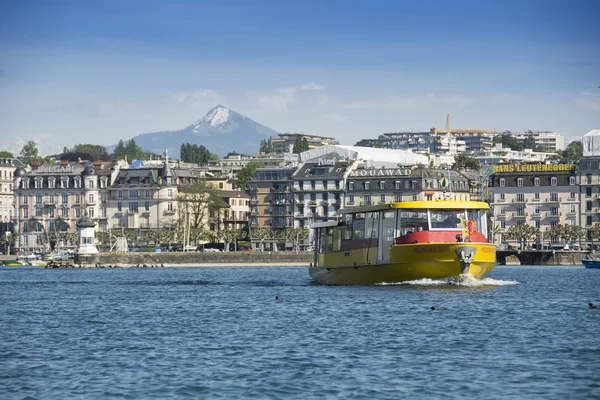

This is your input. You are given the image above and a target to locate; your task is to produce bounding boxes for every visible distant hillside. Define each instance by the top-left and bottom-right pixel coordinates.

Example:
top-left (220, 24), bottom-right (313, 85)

top-left (113, 105), bottom-right (279, 158)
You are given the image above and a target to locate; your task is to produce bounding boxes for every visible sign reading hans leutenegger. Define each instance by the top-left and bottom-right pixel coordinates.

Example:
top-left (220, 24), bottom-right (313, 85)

top-left (492, 163), bottom-right (576, 173)
top-left (349, 168), bottom-right (412, 177)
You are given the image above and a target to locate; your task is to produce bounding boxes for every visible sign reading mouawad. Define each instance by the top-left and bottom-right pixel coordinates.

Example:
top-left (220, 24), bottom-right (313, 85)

top-left (349, 168), bottom-right (412, 177)
top-left (38, 164), bottom-right (73, 173)
top-left (493, 163), bottom-right (575, 173)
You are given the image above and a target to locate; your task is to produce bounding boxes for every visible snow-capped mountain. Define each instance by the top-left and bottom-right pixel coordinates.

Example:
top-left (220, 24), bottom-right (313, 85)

top-left (120, 105), bottom-right (279, 158)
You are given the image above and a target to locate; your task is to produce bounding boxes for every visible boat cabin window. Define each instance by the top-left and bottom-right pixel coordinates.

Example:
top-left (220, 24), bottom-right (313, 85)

top-left (398, 210), bottom-right (428, 235)
top-left (466, 209), bottom-right (488, 238)
top-left (429, 209), bottom-right (465, 230)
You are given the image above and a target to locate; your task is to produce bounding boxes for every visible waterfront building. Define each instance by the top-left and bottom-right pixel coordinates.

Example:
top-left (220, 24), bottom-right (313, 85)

top-left (105, 160), bottom-right (197, 232)
top-left (376, 131), bottom-right (466, 155)
top-left (580, 129), bottom-right (600, 238)
top-left (345, 165), bottom-right (471, 208)
top-left (0, 158), bottom-right (22, 231)
top-left (13, 160), bottom-right (118, 252)
top-left (271, 133), bottom-right (339, 154)
top-left (488, 163), bottom-right (579, 246)
top-left (473, 144), bottom-right (556, 166)
top-left (247, 167), bottom-right (296, 250)
top-left (514, 131), bottom-right (565, 151)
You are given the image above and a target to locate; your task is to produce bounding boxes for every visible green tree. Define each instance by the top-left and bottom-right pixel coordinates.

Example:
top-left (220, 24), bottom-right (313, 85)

top-left (559, 141), bottom-right (583, 162)
top-left (236, 162), bottom-right (264, 191)
top-left (354, 139), bottom-right (378, 147)
top-left (251, 228), bottom-right (272, 251)
top-left (281, 227), bottom-right (310, 253)
top-left (178, 180), bottom-right (228, 231)
top-left (220, 228), bottom-right (247, 252)
top-left (0, 233), bottom-right (19, 255)
top-left (0, 151), bottom-right (14, 158)
top-left (522, 136), bottom-right (537, 150)
top-left (452, 154), bottom-right (480, 170)
top-left (259, 137), bottom-right (274, 153)
top-left (293, 136), bottom-right (310, 154)
top-left (493, 132), bottom-right (522, 151)
top-left (18, 140), bottom-right (39, 166)
top-left (505, 224), bottom-right (539, 250)
top-left (64, 144), bottom-right (107, 156)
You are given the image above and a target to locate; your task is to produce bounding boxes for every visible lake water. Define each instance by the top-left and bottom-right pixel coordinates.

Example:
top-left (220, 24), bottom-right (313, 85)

top-left (1, 265), bottom-right (599, 399)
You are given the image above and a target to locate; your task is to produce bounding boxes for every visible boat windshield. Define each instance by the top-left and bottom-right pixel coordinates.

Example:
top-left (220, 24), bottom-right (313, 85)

top-left (429, 209), bottom-right (465, 230)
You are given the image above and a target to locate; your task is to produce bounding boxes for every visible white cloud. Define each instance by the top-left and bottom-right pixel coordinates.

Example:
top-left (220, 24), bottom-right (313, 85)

top-left (173, 89), bottom-right (220, 108)
top-left (1, 132), bottom-right (57, 157)
top-left (253, 83), bottom-right (329, 111)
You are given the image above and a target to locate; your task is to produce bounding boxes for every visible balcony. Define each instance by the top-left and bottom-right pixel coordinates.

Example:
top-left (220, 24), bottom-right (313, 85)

top-left (512, 212), bottom-right (527, 218)
top-left (163, 209), bottom-right (176, 216)
top-left (545, 212), bottom-right (561, 217)
top-left (511, 198), bottom-right (527, 203)
top-left (496, 198), bottom-right (506, 203)
top-left (531, 212), bottom-right (542, 218)
top-left (545, 197), bottom-right (561, 203)
top-left (531, 197), bottom-right (541, 203)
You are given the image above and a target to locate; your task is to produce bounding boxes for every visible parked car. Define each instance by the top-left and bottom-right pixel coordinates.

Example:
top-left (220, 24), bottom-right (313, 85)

top-left (202, 248), bottom-right (220, 253)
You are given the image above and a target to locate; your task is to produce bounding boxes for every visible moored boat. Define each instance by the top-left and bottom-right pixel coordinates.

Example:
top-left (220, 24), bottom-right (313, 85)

top-left (309, 200), bottom-right (496, 285)
top-left (582, 258), bottom-right (600, 269)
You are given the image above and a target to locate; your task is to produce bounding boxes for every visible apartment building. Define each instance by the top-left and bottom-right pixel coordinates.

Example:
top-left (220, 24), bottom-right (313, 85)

top-left (271, 133), bottom-right (339, 154)
top-left (488, 163), bottom-right (579, 245)
top-left (376, 132), bottom-right (466, 155)
top-left (13, 161), bottom-right (118, 251)
top-left (345, 166), bottom-right (471, 208)
top-left (0, 158), bottom-right (22, 230)
top-left (514, 131), bottom-right (565, 151)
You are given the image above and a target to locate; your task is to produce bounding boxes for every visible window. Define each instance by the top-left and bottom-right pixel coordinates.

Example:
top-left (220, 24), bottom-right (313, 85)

top-left (348, 182), bottom-right (355, 191)
top-left (500, 206), bottom-right (506, 215)
top-left (117, 190), bottom-right (123, 199)
top-left (129, 189), bottom-right (139, 198)
top-left (534, 177), bottom-right (540, 186)
top-left (551, 177), bottom-right (557, 186)
top-left (145, 190), bottom-right (151, 198)
top-left (75, 194), bottom-right (81, 204)
top-left (551, 207), bottom-right (559, 216)
top-left (62, 194), bottom-right (68, 204)
top-left (534, 206), bottom-right (540, 215)
top-left (35, 207), bottom-right (42, 217)
top-left (167, 189), bottom-right (173, 198)
top-left (364, 181), bottom-right (371, 190)
top-left (363, 195), bottom-right (371, 205)
top-left (412, 194), bottom-right (418, 201)
top-left (380, 194), bottom-right (385, 203)
top-left (129, 202), bottom-right (138, 212)
top-left (411, 180), bottom-right (418, 190)
top-left (36, 194), bottom-right (42, 204)
top-left (550, 193), bottom-right (558, 202)
top-left (394, 181), bottom-right (401, 190)
top-left (75, 208), bottom-right (81, 218)
top-left (534, 192), bottom-right (540, 201)
top-left (88, 208), bottom-right (94, 218)
top-left (517, 193), bottom-right (525, 202)
top-left (310, 181), bottom-right (315, 190)
top-left (145, 201), bottom-right (150, 211)
top-left (88, 180), bottom-right (94, 189)
top-left (570, 205), bottom-right (577, 214)
top-left (88, 194), bottom-right (94, 203)
top-left (167, 202), bottom-right (174, 211)
top-left (499, 178), bottom-right (505, 187)
top-left (379, 181), bottom-right (385, 190)
top-left (587, 201), bottom-right (592, 211)
top-left (323, 181), bottom-right (328, 190)
top-left (500, 220), bottom-right (505, 229)
top-left (570, 192), bottom-right (576, 200)
top-left (395, 194), bottom-right (402, 202)
top-left (535, 220), bottom-right (540, 229)
top-left (500, 193), bottom-right (505, 201)
top-left (586, 187), bottom-right (592, 197)
top-left (348, 194), bottom-right (354, 204)
top-left (569, 176), bottom-right (575, 185)
top-left (49, 208), bottom-right (54, 218)
top-left (117, 202), bottom-right (122, 212)
top-left (587, 216), bottom-right (593, 226)
top-left (517, 207), bottom-right (525, 217)
top-left (517, 178), bottom-right (523, 187)
top-left (101, 208), bottom-right (107, 218)
top-left (587, 174), bottom-right (592, 184)
top-left (551, 220), bottom-right (559, 228)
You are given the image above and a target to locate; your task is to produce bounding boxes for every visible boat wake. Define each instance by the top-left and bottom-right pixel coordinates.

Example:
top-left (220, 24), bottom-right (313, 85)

top-left (377, 275), bottom-right (519, 287)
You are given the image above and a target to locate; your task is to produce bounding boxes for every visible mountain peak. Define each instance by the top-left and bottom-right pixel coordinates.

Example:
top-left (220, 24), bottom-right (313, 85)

top-left (198, 104), bottom-right (241, 128)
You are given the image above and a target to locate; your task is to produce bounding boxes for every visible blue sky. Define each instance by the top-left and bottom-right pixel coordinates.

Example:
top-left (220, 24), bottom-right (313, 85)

top-left (1, 0), bottom-right (598, 155)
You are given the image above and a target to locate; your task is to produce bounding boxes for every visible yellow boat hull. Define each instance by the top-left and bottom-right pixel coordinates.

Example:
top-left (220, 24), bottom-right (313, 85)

top-left (309, 243), bottom-right (496, 285)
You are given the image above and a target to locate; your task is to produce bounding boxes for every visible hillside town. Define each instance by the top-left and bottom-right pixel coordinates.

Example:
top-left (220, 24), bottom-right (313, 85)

top-left (0, 108), bottom-right (597, 256)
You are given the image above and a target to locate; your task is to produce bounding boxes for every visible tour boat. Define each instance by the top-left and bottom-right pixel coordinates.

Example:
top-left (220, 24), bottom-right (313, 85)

top-left (309, 200), bottom-right (496, 285)
top-left (582, 258), bottom-right (600, 269)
